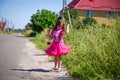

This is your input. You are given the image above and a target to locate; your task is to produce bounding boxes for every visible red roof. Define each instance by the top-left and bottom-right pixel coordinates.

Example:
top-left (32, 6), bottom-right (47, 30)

top-left (68, 0), bottom-right (120, 11)
top-left (0, 22), bottom-right (5, 27)
top-left (68, 0), bottom-right (80, 8)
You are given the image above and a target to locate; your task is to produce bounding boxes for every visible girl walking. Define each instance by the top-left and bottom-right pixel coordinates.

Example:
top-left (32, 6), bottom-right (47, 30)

top-left (45, 17), bottom-right (71, 72)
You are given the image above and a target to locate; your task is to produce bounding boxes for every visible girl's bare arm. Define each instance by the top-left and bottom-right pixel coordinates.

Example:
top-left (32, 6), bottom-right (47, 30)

top-left (63, 24), bottom-right (70, 35)
top-left (47, 30), bottom-right (53, 39)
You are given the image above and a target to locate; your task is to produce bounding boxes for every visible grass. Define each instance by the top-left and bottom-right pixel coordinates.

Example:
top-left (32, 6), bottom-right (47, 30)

top-left (29, 29), bottom-right (50, 50)
top-left (30, 18), bottom-right (120, 80)
top-left (63, 24), bottom-right (120, 80)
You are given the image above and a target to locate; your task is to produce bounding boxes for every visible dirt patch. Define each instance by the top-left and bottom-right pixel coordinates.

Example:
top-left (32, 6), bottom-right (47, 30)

top-left (18, 41), bottom-right (70, 80)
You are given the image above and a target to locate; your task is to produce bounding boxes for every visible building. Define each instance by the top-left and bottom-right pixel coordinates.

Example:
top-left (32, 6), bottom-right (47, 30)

top-left (68, 0), bottom-right (120, 24)
top-left (0, 22), bottom-right (5, 32)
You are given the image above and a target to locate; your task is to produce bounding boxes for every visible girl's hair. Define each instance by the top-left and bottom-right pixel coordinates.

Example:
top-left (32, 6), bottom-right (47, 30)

top-left (53, 20), bottom-right (64, 30)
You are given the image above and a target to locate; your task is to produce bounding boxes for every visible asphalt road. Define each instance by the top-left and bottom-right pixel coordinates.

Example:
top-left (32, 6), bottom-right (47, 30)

top-left (0, 33), bottom-right (33, 80)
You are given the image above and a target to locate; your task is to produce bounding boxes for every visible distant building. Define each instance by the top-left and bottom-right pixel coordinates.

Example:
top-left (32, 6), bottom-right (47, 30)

top-left (68, 0), bottom-right (120, 24)
top-left (0, 22), bottom-right (5, 32)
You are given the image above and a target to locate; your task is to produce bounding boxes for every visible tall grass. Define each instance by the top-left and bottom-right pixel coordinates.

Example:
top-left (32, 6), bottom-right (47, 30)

top-left (30, 18), bottom-right (120, 80)
top-left (63, 22), bottom-right (120, 80)
top-left (30, 29), bottom-right (49, 50)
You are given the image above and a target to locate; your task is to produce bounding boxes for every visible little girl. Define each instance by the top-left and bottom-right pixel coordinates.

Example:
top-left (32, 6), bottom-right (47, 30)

top-left (45, 17), bottom-right (71, 72)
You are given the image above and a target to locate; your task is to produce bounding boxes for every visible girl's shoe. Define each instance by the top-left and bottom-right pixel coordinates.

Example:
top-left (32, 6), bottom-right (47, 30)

top-left (55, 68), bottom-right (62, 72)
top-left (50, 68), bottom-right (58, 71)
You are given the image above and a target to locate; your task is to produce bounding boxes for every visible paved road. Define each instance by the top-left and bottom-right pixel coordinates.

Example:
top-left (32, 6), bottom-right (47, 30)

top-left (0, 33), bottom-right (70, 80)
top-left (0, 33), bottom-right (33, 80)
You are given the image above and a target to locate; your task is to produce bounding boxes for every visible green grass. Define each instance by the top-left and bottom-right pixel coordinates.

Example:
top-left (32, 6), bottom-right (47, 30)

top-left (63, 25), bottom-right (120, 80)
top-left (29, 29), bottom-right (50, 50)
top-left (30, 18), bottom-right (120, 80)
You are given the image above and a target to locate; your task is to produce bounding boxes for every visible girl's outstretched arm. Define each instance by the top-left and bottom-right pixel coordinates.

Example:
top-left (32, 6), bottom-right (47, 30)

top-left (63, 24), bottom-right (69, 35)
top-left (66, 24), bottom-right (69, 33)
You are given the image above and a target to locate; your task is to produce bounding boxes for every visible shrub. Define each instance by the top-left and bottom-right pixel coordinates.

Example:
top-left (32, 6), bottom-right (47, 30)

top-left (22, 29), bottom-right (36, 37)
top-left (82, 17), bottom-right (98, 27)
top-left (63, 24), bottom-right (120, 80)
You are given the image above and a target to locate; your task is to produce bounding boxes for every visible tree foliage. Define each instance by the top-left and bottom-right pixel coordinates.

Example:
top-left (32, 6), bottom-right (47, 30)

top-left (30, 9), bottom-right (57, 33)
top-left (62, 8), bottom-right (78, 22)
top-left (62, 8), bottom-right (82, 29)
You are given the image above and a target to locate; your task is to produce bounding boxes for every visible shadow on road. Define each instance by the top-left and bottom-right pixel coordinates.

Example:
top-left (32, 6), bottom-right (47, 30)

top-left (16, 35), bottom-right (25, 38)
top-left (11, 68), bottom-right (50, 72)
top-left (33, 54), bottom-right (46, 56)
top-left (15, 35), bottom-right (34, 39)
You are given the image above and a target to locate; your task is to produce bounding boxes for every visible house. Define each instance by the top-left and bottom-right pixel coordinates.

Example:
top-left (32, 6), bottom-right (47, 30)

top-left (68, 0), bottom-right (120, 24)
top-left (0, 22), bottom-right (5, 32)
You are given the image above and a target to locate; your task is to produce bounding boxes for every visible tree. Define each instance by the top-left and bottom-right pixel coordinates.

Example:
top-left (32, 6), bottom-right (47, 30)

top-left (62, 8), bottom-right (82, 29)
top-left (30, 9), bottom-right (57, 33)
top-left (62, 9), bottom-right (78, 23)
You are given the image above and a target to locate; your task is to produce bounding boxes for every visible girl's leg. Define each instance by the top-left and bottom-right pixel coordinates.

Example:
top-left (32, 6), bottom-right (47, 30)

top-left (54, 56), bottom-right (59, 69)
top-left (58, 56), bottom-right (62, 69)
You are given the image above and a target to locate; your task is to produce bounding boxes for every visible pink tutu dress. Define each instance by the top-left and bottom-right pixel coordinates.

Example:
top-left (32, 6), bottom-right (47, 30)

top-left (45, 29), bottom-right (71, 56)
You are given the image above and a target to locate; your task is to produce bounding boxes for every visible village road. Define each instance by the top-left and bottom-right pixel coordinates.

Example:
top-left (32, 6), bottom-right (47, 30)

top-left (0, 33), bottom-right (69, 80)
top-left (0, 33), bottom-right (32, 80)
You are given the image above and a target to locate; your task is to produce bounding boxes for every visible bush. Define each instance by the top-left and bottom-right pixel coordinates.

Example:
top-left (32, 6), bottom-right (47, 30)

top-left (82, 17), bottom-right (98, 27)
top-left (72, 18), bottom-right (83, 29)
top-left (22, 30), bottom-right (36, 37)
top-left (63, 24), bottom-right (120, 80)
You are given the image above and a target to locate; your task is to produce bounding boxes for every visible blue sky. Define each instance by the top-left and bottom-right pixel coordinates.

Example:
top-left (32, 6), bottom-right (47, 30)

top-left (0, 0), bottom-right (72, 29)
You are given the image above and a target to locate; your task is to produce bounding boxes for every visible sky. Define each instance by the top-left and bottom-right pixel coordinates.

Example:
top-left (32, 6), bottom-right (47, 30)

top-left (0, 0), bottom-right (72, 29)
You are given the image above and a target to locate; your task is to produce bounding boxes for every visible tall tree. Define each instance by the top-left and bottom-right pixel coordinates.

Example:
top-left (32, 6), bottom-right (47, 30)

top-left (30, 9), bottom-right (57, 33)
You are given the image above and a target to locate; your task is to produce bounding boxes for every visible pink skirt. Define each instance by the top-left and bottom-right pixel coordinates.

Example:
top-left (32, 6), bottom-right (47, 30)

top-left (45, 41), bottom-right (71, 56)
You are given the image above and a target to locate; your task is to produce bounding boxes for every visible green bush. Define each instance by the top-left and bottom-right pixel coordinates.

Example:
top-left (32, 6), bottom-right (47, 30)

top-left (82, 17), bottom-right (98, 27)
top-left (72, 18), bottom-right (83, 29)
top-left (22, 30), bottom-right (36, 37)
top-left (63, 24), bottom-right (120, 80)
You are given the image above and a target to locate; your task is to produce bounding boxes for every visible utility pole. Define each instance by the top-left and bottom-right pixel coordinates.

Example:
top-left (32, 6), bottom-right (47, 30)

top-left (62, 0), bottom-right (72, 28)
